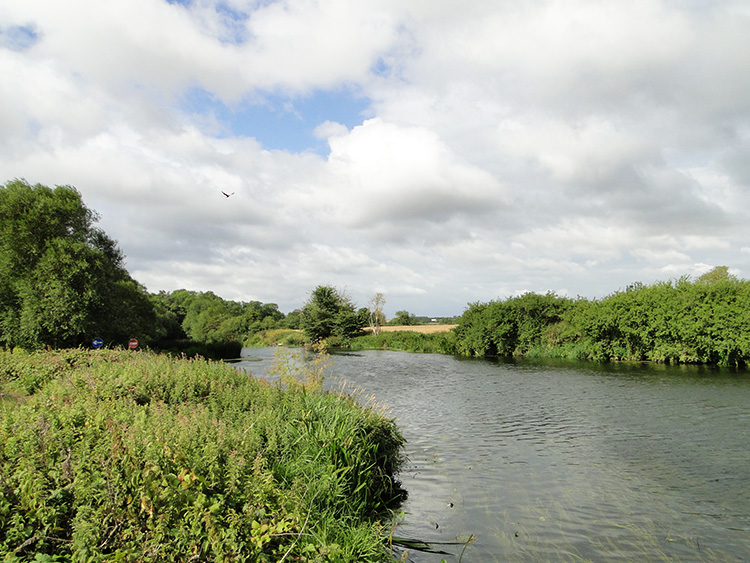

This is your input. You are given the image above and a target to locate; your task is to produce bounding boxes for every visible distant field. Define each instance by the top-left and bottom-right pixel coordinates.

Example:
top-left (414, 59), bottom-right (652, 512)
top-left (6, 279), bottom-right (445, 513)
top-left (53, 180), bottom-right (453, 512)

top-left (365, 324), bottom-right (457, 334)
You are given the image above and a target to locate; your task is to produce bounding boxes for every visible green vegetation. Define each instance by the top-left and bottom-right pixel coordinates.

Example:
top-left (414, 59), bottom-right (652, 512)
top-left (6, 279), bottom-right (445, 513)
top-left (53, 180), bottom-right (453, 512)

top-left (300, 286), bottom-right (368, 343)
top-left (0, 180), bottom-right (297, 356)
top-left (387, 311), bottom-right (418, 326)
top-left (153, 290), bottom-right (287, 346)
top-left (0, 180), bottom-right (155, 350)
top-left (5, 179), bottom-right (750, 369)
top-left (387, 313), bottom-right (458, 326)
top-left (0, 348), bottom-right (406, 562)
top-left (244, 329), bottom-right (306, 348)
top-left (345, 331), bottom-right (457, 355)
top-left (454, 267), bottom-right (750, 367)
top-left (149, 290), bottom-right (290, 358)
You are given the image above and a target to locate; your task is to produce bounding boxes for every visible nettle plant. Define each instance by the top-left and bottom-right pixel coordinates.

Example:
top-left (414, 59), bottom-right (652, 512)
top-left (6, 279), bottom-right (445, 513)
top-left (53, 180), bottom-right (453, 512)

top-left (0, 349), bottom-right (406, 562)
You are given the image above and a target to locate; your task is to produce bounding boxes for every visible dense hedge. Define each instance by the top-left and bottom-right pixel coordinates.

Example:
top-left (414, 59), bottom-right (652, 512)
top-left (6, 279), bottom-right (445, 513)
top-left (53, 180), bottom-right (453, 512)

top-left (454, 272), bottom-right (750, 367)
top-left (0, 349), bottom-right (406, 562)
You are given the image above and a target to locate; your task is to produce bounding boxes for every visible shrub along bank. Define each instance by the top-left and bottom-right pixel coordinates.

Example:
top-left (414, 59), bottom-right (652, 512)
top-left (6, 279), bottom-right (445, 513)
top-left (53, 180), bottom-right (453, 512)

top-left (453, 269), bottom-right (750, 367)
top-left (245, 268), bottom-right (750, 368)
top-left (0, 349), bottom-right (406, 562)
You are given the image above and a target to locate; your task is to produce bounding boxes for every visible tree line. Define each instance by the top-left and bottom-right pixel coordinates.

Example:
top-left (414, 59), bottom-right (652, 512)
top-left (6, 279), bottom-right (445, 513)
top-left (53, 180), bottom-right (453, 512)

top-left (453, 267), bottom-right (750, 367)
top-left (1, 180), bottom-right (155, 350)
top-left (4, 179), bottom-right (749, 367)
top-left (0, 180), bottom-right (410, 354)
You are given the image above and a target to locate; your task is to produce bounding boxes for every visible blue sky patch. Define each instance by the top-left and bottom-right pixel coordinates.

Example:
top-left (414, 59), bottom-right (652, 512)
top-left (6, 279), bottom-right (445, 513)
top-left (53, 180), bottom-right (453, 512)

top-left (183, 88), bottom-right (371, 153)
top-left (0, 25), bottom-right (39, 52)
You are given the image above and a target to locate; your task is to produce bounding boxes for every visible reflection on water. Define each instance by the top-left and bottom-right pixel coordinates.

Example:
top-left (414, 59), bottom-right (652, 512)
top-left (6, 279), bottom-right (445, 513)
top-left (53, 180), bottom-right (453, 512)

top-left (236, 349), bottom-right (750, 562)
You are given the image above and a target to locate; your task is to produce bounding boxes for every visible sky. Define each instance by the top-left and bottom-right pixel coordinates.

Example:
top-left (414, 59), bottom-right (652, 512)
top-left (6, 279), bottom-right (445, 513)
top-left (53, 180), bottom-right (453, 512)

top-left (2, 0), bottom-right (750, 317)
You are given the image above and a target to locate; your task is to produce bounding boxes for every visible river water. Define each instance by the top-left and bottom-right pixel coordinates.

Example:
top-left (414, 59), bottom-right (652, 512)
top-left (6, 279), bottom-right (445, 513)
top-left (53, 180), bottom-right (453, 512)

top-left (235, 348), bottom-right (750, 562)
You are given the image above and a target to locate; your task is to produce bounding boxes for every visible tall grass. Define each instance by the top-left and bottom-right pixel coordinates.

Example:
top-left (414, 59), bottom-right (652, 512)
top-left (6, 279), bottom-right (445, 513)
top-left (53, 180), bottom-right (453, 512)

top-left (0, 348), bottom-right (406, 562)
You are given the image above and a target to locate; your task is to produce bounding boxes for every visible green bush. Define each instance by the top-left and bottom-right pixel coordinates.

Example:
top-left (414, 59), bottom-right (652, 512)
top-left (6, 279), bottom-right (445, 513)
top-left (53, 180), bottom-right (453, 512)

top-left (453, 270), bottom-right (750, 367)
top-left (0, 349), bottom-right (406, 562)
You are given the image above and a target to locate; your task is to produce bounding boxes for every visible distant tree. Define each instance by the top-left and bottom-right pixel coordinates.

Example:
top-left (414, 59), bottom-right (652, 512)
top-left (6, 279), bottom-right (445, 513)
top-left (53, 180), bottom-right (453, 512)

top-left (301, 285), bottom-right (365, 341)
top-left (0, 179), bottom-right (155, 348)
top-left (283, 309), bottom-right (303, 330)
top-left (368, 293), bottom-right (386, 335)
top-left (180, 291), bottom-right (225, 342)
top-left (153, 290), bottom-right (285, 345)
top-left (696, 266), bottom-right (736, 284)
top-left (389, 310), bottom-right (418, 326)
top-left (149, 290), bottom-right (188, 341)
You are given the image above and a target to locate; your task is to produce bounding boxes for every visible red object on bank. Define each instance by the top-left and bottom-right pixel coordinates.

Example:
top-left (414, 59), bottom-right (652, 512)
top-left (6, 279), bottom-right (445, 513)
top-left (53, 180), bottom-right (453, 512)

top-left (128, 338), bottom-right (139, 349)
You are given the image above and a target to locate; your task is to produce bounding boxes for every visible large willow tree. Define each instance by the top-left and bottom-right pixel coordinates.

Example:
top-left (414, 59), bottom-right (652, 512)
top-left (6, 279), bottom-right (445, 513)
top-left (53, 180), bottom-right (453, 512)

top-left (0, 179), bottom-right (155, 349)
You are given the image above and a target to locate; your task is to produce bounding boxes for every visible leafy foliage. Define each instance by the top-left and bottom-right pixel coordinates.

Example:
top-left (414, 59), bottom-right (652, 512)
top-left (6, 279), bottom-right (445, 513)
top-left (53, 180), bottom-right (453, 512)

top-left (301, 286), bottom-right (366, 342)
top-left (0, 349), bottom-right (406, 562)
top-left (0, 180), bottom-right (155, 349)
top-left (453, 268), bottom-right (750, 367)
top-left (345, 331), bottom-right (458, 355)
top-left (454, 292), bottom-right (572, 357)
top-left (387, 311), bottom-right (418, 326)
top-left (148, 290), bottom-right (287, 355)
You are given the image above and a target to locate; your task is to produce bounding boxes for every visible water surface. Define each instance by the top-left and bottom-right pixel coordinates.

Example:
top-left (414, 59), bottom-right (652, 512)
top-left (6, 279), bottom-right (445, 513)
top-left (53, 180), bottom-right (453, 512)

top-left (236, 349), bottom-right (750, 562)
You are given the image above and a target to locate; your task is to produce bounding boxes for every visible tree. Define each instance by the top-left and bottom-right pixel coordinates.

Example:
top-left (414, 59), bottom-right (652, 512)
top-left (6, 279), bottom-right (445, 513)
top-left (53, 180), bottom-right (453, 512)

top-left (283, 309), bottom-right (303, 329)
top-left (301, 285), bottom-right (365, 341)
top-left (368, 293), bottom-right (386, 335)
top-left (389, 310), bottom-right (417, 326)
top-left (149, 291), bottom-right (187, 341)
top-left (152, 290), bottom-right (287, 346)
top-left (696, 266), bottom-right (736, 284)
top-left (0, 179), bottom-right (156, 349)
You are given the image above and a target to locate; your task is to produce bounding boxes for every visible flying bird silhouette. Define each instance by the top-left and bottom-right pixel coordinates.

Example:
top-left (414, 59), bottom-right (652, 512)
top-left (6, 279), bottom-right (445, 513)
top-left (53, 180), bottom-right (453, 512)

top-left (221, 191), bottom-right (235, 198)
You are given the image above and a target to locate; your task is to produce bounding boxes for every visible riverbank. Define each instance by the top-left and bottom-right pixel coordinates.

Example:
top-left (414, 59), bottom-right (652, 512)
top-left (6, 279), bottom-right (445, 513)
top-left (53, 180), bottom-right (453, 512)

top-left (291, 348), bottom-right (750, 562)
top-left (0, 348), bottom-right (406, 562)
top-left (363, 325), bottom-right (458, 334)
top-left (344, 330), bottom-right (458, 354)
top-left (245, 326), bottom-right (459, 355)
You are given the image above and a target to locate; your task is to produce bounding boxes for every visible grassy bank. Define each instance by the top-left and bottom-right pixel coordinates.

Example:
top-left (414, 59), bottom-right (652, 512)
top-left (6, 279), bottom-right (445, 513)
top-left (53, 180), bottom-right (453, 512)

top-left (247, 327), bottom-right (458, 356)
top-left (244, 329), bottom-right (306, 348)
top-left (342, 331), bottom-right (458, 355)
top-left (0, 348), bottom-right (406, 562)
top-left (364, 325), bottom-right (458, 334)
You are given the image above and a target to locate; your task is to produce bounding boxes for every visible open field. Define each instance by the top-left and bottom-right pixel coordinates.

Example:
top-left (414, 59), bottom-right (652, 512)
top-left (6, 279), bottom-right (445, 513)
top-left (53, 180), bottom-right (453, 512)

top-left (366, 324), bottom-right (457, 334)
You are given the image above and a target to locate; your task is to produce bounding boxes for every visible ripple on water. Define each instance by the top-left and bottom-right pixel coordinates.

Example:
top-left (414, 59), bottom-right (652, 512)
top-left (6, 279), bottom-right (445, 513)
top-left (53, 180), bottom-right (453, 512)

top-left (243, 349), bottom-right (750, 562)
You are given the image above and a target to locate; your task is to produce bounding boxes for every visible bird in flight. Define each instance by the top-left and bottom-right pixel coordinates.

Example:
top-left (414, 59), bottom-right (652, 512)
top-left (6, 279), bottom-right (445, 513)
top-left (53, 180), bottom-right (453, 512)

top-left (221, 191), bottom-right (235, 198)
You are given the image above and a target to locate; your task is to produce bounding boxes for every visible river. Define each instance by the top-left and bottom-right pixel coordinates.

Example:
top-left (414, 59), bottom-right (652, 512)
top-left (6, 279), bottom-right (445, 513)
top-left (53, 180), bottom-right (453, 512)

top-left (234, 348), bottom-right (750, 562)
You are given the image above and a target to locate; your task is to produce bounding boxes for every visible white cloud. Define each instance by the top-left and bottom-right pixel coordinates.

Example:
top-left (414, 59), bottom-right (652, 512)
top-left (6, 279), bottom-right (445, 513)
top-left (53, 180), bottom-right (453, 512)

top-left (496, 115), bottom-right (652, 186)
top-left (1, 0), bottom-right (750, 316)
top-left (314, 120), bottom-right (349, 140)
top-left (322, 118), bottom-right (505, 229)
